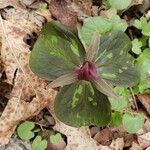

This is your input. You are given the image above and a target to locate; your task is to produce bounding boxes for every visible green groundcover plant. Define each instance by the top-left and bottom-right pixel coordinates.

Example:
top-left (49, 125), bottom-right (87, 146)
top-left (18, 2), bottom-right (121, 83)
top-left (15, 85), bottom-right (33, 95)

top-left (29, 21), bottom-right (139, 127)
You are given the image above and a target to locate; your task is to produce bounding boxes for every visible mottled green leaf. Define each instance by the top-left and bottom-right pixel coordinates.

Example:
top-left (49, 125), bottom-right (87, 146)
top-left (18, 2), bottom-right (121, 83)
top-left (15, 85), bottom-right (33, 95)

top-left (108, 0), bottom-right (132, 10)
top-left (95, 31), bottom-right (139, 87)
top-left (122, 113), bottom-right (145, 133)
top-left (30, 21), bottom-right (85, 81)
top-left (54, 81), bottom-right (111, 127)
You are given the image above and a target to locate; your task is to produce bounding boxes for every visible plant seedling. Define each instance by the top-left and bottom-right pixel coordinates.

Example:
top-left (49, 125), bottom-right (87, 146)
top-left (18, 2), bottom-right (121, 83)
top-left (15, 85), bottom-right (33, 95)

top-left (50, 133), bottom-right (62, 144)
top-left (134, 17), bottom-right (150, 36)
top-left (32, 136), bottom-right (48, 150)
top-left (29, 21), bottom-right (139, 127)
top-left (132, 39), bottom-right (142, 55)
top-left (17, 121), bottom-right (35, 140)
top-left (122, 113), bottom-right (145, 133)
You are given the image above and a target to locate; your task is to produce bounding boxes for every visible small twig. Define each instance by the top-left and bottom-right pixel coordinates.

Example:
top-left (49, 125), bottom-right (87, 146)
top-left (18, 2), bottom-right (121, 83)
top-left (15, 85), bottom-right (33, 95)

top-left (34, 122), bottom-right (51, 131)
top-left (129, 87), bottom-right (138, 111)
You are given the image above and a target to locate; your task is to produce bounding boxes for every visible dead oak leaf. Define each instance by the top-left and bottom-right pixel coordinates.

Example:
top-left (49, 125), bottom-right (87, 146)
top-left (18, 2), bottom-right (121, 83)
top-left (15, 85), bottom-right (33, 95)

top-left (49, 0), bottom-right (77, 27)
top-left (0, 4), bottom-right (56, 145)
top-left (138, 93), bottom-right (150, 116)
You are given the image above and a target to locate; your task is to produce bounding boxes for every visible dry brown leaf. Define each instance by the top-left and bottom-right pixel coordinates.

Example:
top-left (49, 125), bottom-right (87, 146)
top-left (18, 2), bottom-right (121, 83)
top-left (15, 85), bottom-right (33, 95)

top-left (36, 9), bottom-right (52, 22)
top-left (130, 142), bottom-right (143, 150)
top-left (138, 93), bottom-right (150, 115)
top-left (72, 0), bottom-right (92, 16)
top-left (133, 0), bottom-right (144, 5)
top-left (49, 0), bottom-right (77, 27)
top-left (0, 82), bottom-right (13, 99)
top-left (138, 0), bottom-right (150, 13)
top-left (93, 128), bottom-right (113, 146)
top-left (110, 138), bottom-right (124, 150)
top-left (144, 119), bottom-right (150, 132)
top-left (138, 132), bottom-right (150, 149)
top-left (0, 1), bottom-right (57, 144)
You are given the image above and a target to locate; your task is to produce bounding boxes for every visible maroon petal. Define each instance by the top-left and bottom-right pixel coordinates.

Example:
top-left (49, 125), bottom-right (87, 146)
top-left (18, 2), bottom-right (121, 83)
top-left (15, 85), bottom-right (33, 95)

top-left (77, 61), bottom-right (98, 81)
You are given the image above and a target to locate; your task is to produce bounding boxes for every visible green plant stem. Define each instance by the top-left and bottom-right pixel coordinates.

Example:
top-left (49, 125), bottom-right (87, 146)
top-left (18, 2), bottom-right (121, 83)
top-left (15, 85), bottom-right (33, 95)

top-left (129, 87), bottom-right (138, 111)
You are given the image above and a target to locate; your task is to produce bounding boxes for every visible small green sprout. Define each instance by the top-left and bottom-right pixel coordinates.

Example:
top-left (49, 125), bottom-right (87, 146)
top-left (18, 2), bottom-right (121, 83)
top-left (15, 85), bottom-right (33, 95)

top-left (50, 133), bottom-right (62, 144)
top-left (17, 121), bottom-right (35, 140)
top-left (122, 113), bottom-right (145, 134)
top-left (134, 17), bottom-right (150, 36)
top-left (132, 38), bottom-right (142, 55)
top-left (32, 136), bottom-right (47, 150)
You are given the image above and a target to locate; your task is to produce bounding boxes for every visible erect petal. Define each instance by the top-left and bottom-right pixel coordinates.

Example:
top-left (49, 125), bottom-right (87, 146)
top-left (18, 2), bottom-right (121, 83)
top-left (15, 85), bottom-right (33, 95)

top-left (92, 78), bottom-right (119, 99)
top-left (46, 73), bottom-right (77, 89)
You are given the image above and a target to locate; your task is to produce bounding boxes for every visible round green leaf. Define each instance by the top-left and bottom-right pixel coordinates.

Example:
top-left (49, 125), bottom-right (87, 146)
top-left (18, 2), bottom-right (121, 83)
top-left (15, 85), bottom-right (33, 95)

top-left (108, 0), bottom-right (132, 10)
top-left (29, 21), bottom-right (85, 81)
top-left (50, 133), bottom-right (62, 144)
top-left (54, 81), bottom-right (111, 127)
top-left (109, 87), bottom-right (129, 111)
top-left (136, 48), bottom-right (150, 93)
top-left (136, 48), bottom-right (150, 81)
top-left (142, 23), bottom-right (150, 36)
top-left (122, 113), bottom-right (145, 133)
top-left (32, 136), bottom-right (48, 150)
top-left (110, 111), bottom-right (122, 127)
top-left (134, 17), bottom-right (147, 29)
top-left (96, 31), bottom-right (139, 87)
top-left (17, 121), bottom-right (35, 140)
top-left (81, 16), bottom-right (112, 44)
top-left (110, 15), bottom-right (128, 32)
top-left (132, 39), bottom-right (142, 55)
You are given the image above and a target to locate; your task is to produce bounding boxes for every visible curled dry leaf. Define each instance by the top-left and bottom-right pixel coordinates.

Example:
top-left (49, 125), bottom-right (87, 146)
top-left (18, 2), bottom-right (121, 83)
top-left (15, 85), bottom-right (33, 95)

top-left (49, 0), bottom-right (77, 27)
top-left (0, 0), bottom-right (21, 9)
top-left (133, 0), bottom-right (144, 5)
top-left (0, 1), bottom-right (56, 144)
top-left (110, 138), bottom-right (124, 150)
top-left (72, 0), bottom-right (92, 16)
top-left (138, 132), bottom-right (150, 149)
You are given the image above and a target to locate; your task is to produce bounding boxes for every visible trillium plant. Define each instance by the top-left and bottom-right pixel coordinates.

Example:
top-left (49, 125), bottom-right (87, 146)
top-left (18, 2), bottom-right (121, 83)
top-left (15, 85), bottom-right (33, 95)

top-left (29, 21), bottom-right (139, 127)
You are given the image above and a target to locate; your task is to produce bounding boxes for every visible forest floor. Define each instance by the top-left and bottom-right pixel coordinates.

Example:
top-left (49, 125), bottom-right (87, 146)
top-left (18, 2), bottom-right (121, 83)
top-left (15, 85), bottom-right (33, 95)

top-left (0, 0), bottom-right (150, 150)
